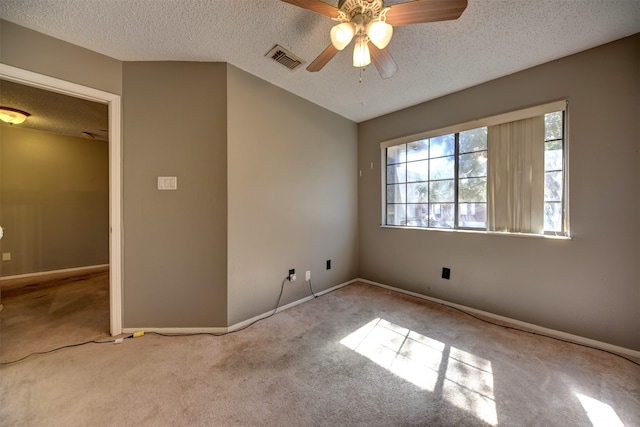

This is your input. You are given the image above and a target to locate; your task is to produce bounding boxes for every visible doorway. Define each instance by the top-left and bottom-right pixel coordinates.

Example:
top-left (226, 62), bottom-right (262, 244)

top-left (0, 63), bottom-right (123, 335)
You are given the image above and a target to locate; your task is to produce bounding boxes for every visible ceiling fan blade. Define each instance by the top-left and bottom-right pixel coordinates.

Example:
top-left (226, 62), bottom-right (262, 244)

top-left (280, 0), bottom-right (340, 18)
top-left (369, 42), bottom-right (398, 79)
top-left (307, 44), bottom-right (340, 72)
top-left (385, 0), bottom-right (468, 26)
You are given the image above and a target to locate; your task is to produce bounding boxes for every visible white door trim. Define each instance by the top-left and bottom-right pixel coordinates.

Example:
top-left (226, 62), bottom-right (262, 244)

top-left (0, 63), bottom-right (123, 335)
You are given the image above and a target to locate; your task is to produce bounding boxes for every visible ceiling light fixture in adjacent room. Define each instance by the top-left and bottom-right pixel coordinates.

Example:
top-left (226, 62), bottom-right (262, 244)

top-left (0, 106), bottom-right (31, 125)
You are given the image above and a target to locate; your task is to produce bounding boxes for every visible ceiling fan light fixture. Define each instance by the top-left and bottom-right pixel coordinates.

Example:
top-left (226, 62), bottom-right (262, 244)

top-left (353, 36), bottom-right (371, 67)
top-left (366, 20), bottom-right (393, 50)
top-left (0, 106), bottom-right (30, 125)
top-left (330, 22), bottom-right (356, 50)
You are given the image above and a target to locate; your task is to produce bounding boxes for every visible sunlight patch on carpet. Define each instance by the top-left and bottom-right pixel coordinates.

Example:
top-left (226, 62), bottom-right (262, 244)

top-left (576, 393), bottom-right (624, 427)
top-left (340, 318), bottom-right (497, 426)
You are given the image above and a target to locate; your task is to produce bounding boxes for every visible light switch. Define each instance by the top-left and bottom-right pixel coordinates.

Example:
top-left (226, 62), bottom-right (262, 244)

top-left (157, 176), bottom-right (177, 190)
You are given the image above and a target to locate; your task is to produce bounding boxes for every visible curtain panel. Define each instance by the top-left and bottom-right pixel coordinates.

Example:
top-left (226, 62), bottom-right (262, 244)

top-left (487, 116), bottom-right (545, 234)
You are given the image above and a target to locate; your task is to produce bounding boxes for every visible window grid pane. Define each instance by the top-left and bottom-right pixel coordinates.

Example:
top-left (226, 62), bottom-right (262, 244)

top-left (429, 179), bottom-right (455, 203)
top-left (385, 128), bottom-right (487, 230)
top-left (407, 182), bottom-right (428, 203)
top-left (406, 204), bottom-right (429, 227)
top-left (459, 127), bottom-right (488, 153)
top-left (430, 156), bottom-right (455, 181)
top-left (429, 203), bottom-right (454, 228)
top-left (459, 177), bottom-right (487, 203)
top-left (407, 140), bottom-right (429, 161)
top-left (406, 160), bottom-right (429, 182)
top-left (387, 183), bottom-right (406, 204)
top-left (544, 111), bottom-right (564, 234)
top-left (387, 144), bottom-right (406, 165)
top-left (387, 204), bottom-right (406, 226)
top-left (458, 126), bottom-right (487, 229)
top-left (459, 152), bottom-right (487, 179)
top-left (459, 202), bottom-right (487, 228)
top-left (544, 202), bottom-right (562, 232)
top-left (387, 164), bottom-right (406, 184)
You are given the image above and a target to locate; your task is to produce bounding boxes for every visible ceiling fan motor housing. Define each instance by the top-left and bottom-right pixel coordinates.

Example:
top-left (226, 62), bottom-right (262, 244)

top-left (339, 0), bottom-right (383, 20)
top-left (337, 0), bottom-right (385, 37)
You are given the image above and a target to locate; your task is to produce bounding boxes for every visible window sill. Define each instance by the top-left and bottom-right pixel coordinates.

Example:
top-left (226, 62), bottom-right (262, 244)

top-left (379, 225), bottom-right (572, 240)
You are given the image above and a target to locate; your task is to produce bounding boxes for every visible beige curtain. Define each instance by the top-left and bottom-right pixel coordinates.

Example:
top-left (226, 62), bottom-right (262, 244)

top-left (487, 116), bottom-right (545, 234)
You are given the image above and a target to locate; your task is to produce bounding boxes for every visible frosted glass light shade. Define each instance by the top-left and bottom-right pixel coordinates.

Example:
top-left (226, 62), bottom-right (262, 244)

top-left (352, 37), bottom-right (371, 67)
top-left (330, 22), bottom-right (356, 51)
top-left (366, 21), bottom-right (393, 49)
top-left (0, 107), bottom-right (30, 125)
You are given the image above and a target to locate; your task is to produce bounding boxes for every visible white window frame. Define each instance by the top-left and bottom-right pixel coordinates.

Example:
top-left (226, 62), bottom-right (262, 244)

top-left (380, 100), bottom-right (569, 238)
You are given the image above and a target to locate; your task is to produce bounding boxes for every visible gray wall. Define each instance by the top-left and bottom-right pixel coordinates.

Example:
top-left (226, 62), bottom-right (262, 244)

top-left (0, 126), bottom-right (109, 276)
top-left (0, 20), bottom-right (122, 95)
top-left (226, 65), bottom-right (358, 325)
top-left (358, 34), bottom-right (640, 351)
top-left (3, 19), bottom-right (638, 350)
top-left (122, 62), bottom-right (228, 327)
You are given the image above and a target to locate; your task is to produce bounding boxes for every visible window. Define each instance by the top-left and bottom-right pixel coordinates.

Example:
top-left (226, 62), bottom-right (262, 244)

top-left (544, 111), bottom-right (565, 233)
top-left (382, 101), bottom-right (567, 236)
top-left (458, 128), bottom-right (488, 228)
top-left (386, 130), bottom-right (487, 229)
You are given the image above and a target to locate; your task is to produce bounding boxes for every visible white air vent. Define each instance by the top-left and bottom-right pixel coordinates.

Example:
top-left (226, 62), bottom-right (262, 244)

top-left (266, 45), bottom-right (305, 71)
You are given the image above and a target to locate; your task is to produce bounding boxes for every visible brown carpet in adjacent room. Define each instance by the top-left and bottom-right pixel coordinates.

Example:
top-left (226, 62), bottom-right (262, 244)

top-left (1, 273), bottom-right (639, 426)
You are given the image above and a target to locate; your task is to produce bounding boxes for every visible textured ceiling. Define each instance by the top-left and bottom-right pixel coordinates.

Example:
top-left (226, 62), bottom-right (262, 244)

top-left (0, 80), bottom-right (109, 140)
top-left (1, 0), bottom-right (639, 126)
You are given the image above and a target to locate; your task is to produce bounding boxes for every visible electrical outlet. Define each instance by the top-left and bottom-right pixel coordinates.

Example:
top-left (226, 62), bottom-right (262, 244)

top-left (442, 267), bottom-right (451, 280)
top-left (305, 271), bottom-right (311, 281)
top-left (288, 269), bottom-right (296, 282)
top-left (326, 259), bottom-right (331, 270)
top-left (2, 253), bottom-right (11, 261)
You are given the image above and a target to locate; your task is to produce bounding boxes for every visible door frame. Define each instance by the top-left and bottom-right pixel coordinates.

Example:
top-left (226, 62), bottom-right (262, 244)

top-left (0, 63), bottom-right (123, 335)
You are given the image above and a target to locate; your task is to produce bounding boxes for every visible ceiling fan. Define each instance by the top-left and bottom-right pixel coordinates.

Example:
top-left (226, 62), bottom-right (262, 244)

top-left (281, 0), bottom-right (468, 79)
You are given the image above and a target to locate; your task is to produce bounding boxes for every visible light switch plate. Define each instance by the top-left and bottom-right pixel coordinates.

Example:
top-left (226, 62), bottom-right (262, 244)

top-left (157, 176), bottom-right (177, 190)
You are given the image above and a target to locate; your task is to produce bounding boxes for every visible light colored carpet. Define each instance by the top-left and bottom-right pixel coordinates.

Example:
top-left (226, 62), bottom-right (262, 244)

top-left (1, 273), bottom-right (639, 426)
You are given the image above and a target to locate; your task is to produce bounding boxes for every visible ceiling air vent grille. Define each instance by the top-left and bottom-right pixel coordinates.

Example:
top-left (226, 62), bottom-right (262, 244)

top-left (266, 45), bottom-right (305, 71)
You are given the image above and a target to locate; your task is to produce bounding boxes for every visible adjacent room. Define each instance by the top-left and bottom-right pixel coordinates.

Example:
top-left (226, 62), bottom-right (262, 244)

top-left (1, 1), bottom-right (639, 425)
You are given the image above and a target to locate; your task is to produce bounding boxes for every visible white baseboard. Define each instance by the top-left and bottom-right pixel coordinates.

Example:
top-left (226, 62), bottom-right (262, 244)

top-left (227, 278), bottom-right (356, 332)
top-left (227, 295), bottom-right (314, 332)
top-left (103, 277), bottom-right (640, 361)
top-left (122, 327), bottom-right (227, 335)
top-left (1, 264), bottom-right (109, 282)
top-left (314, 279), bottom-right (356, 296)
top-left (121, 279), bottom-right (358, 335)
top-left (358, 278), bottom-right (640, 360)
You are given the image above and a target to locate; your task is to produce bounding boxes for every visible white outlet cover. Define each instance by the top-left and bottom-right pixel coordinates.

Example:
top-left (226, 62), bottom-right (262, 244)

top-left (157, 176), bottom-right (177, 190)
